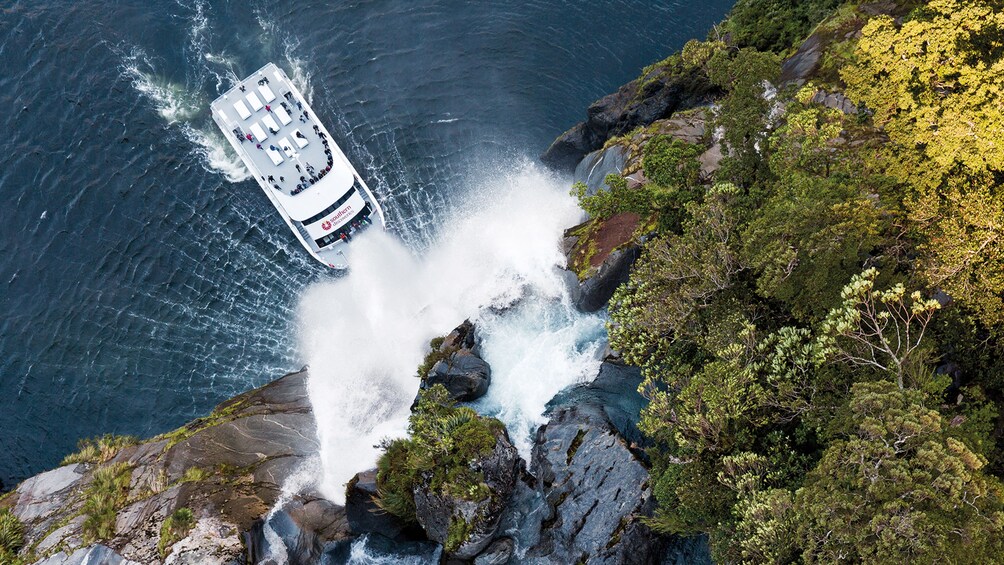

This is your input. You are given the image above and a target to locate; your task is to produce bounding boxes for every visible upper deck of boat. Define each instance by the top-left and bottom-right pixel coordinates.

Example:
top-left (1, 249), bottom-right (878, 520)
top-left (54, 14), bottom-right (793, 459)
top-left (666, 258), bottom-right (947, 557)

top-left (210, 63), bottom-right (355, 222)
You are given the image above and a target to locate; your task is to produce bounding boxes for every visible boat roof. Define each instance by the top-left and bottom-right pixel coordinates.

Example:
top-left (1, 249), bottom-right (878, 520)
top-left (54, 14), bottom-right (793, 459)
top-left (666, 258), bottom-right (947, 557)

top-left (210, 63), bottom-right (354, 221)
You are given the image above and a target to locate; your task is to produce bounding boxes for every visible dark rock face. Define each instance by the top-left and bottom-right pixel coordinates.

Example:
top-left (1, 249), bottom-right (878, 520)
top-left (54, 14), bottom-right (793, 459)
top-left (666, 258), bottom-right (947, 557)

top-left (426, 352), bottom-right (492, 402)
top-left (573, 145), bottom-right (628, 196)
top-left (412, 428), bottom-right (520, 559)
top-left (541, 68), bottom-right (718, 173)
top-left (3, 370), bottom-right (353, 565)
top-left (779, 32), bottom-right (825, 86)
top-left (422, 320), bottom-right (492, 402)
top-left (486, 361), bottom-right (709, 564)
top-left (571, 245), bottom-right (641, 313)
top-left (546, 361), bottom-right (647, 448)
top-left (526, 403), bottom-right (661, 564)
top-left (474, 537), bottom-right (515, 565)
top-left (345, 469), bottom-right (423, 541)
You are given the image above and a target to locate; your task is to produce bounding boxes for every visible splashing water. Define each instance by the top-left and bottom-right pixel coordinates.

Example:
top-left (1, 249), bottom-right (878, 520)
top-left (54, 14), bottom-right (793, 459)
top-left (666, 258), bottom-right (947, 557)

top-left (299, 162), bottom-right (606, 503)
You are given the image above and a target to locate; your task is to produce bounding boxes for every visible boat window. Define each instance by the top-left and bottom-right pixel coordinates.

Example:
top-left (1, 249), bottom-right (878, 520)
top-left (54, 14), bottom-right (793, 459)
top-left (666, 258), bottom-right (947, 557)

top-left (302, 186), bottom-right (357, 225)
top-left (314, 204), bottom-right (373, 248)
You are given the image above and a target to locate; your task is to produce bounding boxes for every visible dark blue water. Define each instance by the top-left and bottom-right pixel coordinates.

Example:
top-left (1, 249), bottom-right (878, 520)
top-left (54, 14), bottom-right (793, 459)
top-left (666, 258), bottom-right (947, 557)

top-left (0, 0), bottom-right (732, 486)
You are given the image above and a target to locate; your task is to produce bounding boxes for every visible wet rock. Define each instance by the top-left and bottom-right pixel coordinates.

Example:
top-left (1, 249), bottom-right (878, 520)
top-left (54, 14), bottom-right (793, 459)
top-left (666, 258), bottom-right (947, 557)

top-left (475, 537), bottom-right (515, 565)
top-left (779, 33), bottom-right (824, 86)
top-left (421, 320), bottom-right (492, 402)
top-left (491, 362), bottom-right (690, 564)
top-left (547, 361), bottom-right (647, 448)
top-left (525, 403), bottom-right (659, 564)
top-left (33, 545), bottom-right (141, 565)
top-left (571, 245), bottom-right (641, 313)
top-left (541, 68), bottom-right (718, 173)
top-left (345, 469), bottom-right (422, 541)
top-left (413, 428), bottom-right (520, 559)
top-left (573, 145), bottom-right (628, 196)
top-left (426, 352), bottom-right (492, 402)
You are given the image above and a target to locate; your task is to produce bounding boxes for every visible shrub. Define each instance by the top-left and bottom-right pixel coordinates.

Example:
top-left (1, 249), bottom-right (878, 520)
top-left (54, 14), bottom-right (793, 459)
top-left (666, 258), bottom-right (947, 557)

top-left (81, 463), bottom-right (133, 542)
top-left (416, 335), bottom-right (453, 379)
top-left (180, 467), bottom-right (210, 483)
top-left (0, 508), bottom-right (24, 556)
top-left (724, 0), bottom-right (843, 54)
top-left (374, 385), bottom-right (503, 522)
top-left (61, 434), bottom-right (138, 465)
top-left (572, 175), bottom-right (656, 220)
top-left (158, 507), bottom-right (195, 558)
top-left (642, 136), bottom-right (702, 190)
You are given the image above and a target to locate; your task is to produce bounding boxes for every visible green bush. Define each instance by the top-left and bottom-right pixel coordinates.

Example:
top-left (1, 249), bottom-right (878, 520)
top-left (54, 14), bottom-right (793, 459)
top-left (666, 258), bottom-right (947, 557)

top-left (158, 507), bottom-right (195, 558)
top-left (724, 0), bottom-right (844, 53)
top-left (180, 467), bottom-right (210, 483)
top-left (81, 463), bottom-right (133, 542)
top-left (61, 434), bottom-right (138, 465)
top-left (416, 335), bottom-right (452, 379)
top-left (0, 508), bottom-right (24, 556)
top-left (374, 385), bottom-right (503, 523)
top-left (643, 136), bottom-right (703, 190)
top-left (572, 175), bottom-right (656, 220)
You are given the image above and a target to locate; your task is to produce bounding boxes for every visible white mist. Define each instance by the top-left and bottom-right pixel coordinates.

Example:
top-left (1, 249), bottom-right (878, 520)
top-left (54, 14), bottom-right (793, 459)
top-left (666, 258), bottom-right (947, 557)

top-left (297, 163), bottom-right (606, 503)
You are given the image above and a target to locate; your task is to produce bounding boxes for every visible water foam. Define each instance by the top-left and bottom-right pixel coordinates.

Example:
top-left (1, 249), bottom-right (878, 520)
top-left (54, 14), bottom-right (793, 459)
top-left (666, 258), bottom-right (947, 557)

top-left (120, 47), bottom-right (249, 182)
top-left (299, 162), bottom-right (605, 502)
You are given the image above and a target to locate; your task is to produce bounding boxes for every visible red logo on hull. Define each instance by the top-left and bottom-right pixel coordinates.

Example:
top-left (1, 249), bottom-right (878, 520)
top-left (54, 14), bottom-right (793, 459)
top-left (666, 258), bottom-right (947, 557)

top-left (321, 220), bottom-right (332, 231)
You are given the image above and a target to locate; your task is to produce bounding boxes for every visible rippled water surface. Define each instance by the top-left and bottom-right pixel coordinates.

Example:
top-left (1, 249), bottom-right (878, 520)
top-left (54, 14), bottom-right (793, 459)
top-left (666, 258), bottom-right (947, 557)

top-left (0, 0), bottom-right (732, 485)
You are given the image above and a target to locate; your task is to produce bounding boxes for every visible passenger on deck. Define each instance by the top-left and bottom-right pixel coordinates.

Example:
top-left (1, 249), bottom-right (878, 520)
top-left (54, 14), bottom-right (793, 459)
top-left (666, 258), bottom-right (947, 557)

top-left (295, 131), bottom-right (306, 139)
top-left (239, 85), bottom-right (246, 92)
top-left (246, 134), bottom-right (253, 141)
top-left (267, 175), bottom-right (274, 182)
top-left (265, 105), bottom-right (271, 112)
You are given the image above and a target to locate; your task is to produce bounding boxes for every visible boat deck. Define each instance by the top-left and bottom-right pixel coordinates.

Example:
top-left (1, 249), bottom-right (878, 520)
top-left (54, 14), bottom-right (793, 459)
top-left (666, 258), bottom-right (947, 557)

top-left (210, 64), bottom-right (338, 201)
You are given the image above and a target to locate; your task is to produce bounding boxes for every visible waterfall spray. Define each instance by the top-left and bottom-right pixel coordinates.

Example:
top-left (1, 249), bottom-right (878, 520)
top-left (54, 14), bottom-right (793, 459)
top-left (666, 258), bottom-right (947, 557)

top-left (298, 162), bottom-right (606, 503)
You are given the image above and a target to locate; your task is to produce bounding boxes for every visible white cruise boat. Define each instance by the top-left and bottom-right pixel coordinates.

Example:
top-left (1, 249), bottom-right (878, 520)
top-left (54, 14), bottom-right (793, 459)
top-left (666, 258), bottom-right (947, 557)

top-left (210, 63), bottom-right (385, 269)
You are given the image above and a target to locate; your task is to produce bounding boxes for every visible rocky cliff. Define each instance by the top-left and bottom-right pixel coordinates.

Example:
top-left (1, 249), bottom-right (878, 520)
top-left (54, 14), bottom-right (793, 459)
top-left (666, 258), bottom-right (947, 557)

top-left (0, 371), bottom-right (348, 565)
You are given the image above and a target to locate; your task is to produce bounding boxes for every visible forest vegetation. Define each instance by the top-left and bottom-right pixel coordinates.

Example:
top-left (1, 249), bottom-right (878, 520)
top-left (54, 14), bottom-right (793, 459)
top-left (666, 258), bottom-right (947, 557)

top-left (600, 0), bottom-right (1004, 561)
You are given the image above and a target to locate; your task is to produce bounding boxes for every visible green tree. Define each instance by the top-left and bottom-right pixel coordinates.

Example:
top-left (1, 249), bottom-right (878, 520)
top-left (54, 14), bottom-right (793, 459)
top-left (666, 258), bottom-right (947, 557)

top-left (707, 48), bottom-right (781, 187)
top-left (841, 0), bottom-right (1004, 325)
top-left (841, 1), bottom-right (1004, 189)
top-left (795, 381), bottom-right (1004, 563)
top-left (819, 268), bottom-right (942, 390)
top-left (725, 0), bottom-right (844, 54)
top-left (609, 183), bottom-right (747, 369)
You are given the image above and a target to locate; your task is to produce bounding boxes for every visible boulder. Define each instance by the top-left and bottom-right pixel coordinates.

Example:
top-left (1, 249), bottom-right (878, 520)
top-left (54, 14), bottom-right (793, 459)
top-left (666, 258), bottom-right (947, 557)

top-left (412, 428), bottom-right (520, 559)
top-left (345, 469), bottom-right (422, 541)
top-left (571, 245), bottom-right (641, 313)
top-left (541, 68), bottom-right (718, 173)
top-left (421, 320), bottom-right (492, 402)
top-left (425, 352), bottom-right (492, 402)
